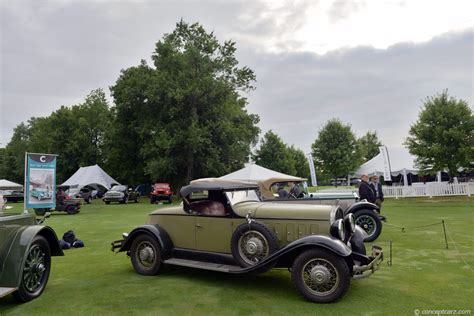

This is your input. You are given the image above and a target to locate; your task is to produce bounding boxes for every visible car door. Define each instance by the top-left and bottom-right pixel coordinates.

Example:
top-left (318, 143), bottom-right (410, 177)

top-left (195, 216), bottom-right (233, 253)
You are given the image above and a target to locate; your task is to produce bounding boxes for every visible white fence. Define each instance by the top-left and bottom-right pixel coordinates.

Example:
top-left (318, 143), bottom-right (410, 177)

top-left (383, 183), bottom-right (473, 198)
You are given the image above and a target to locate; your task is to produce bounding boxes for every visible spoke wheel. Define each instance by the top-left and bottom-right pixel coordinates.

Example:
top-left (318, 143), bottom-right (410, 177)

top-left (130, 234), bottom-right (162, 275)
top-left (354, 209), bottom-right (382, 242)
top-left (292, 249), bottom-right (350, 303)
top-left (13, 235), bottom-right (51, 302)
top-left (238, 230), bottom-right (270, 265)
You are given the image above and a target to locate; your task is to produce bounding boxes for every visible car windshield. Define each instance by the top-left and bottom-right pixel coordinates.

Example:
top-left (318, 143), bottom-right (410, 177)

top-left (225, 189), bottom-right (260, 206)
top-left (111, 185), bottom-right (127, 191)
top-left (155, 183), bottom-right (170, 189)
top-left (67, 188), bottom-right (80, 196)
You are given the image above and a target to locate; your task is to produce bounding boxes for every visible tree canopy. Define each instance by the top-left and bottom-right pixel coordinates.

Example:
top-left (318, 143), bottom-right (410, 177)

top-left (253, 131), bottom-right (309, 179)
top-left (358, 131), bottom-right (382, 163)
top-left (311, 119), bottom-right (360, 185)
top-left (405, 90), bottom-right (473, 178)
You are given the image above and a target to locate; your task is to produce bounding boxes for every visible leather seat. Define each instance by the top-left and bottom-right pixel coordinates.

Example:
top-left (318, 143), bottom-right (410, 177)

top-left (190, 200), bottom-right (227, 216)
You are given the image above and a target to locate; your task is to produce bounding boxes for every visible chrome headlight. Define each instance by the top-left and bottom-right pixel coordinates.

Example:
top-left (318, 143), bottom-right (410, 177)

top-left (344, 213), bottom-right (356, 234)
top-left (330, 219), bottom-right (345, 241)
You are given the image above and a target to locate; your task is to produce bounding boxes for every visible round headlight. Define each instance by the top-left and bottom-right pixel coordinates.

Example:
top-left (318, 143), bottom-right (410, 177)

top-left (330, 219), bottom-right (345, 241)
top-left (338, 219), bottom-right (345, 241)
top-left (345, 213), bottom-right (356, 234)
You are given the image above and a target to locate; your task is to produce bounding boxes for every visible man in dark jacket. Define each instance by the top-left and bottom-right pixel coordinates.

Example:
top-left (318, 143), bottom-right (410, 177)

top-left (359, 174), bottom-right (375, 203)
top-left (370, 175), bottom-right (384, 209)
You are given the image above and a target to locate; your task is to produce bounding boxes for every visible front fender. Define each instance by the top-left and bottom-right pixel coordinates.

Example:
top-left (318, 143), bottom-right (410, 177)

top-left (1, 225), bottom-right (63, 288)
top-left (235, 235), bottom-right (352, 273)
top-left (118, 224), bottom-right (173, 258)
top-left (345, 201), bottom-right (379, 215)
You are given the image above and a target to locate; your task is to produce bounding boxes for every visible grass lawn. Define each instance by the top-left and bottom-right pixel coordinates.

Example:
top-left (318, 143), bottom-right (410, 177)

top-left (1, 196), bottom-right (473, 315)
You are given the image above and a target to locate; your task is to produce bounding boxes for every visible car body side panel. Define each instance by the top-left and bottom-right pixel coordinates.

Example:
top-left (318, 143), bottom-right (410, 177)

top-left (148, 214), bottom-right (196, 249)
top-left (195, 217), bottom-right (233, 252)
top-left (232, 201), bottom-right (335, 220)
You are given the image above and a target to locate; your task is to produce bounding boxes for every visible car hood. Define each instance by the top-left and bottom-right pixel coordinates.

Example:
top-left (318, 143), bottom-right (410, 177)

top-left (233, 201), bottom-right (337, 221)
top-left (104, 190), bottom-right (124, 195)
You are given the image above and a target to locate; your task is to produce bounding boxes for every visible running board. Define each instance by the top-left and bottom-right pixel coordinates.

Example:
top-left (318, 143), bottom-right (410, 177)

top-left (164, 258), bottom-right (242, 273)
top-left (0, 287), bottom-right (16, 298)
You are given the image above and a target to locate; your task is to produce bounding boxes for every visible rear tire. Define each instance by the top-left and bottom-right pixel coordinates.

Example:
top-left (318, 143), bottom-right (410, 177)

top-left (105, 201), bottom-right (110, 205)
top-left (291, 248), bottom-right (350, 303)
top-left (65, 205), bottom-right (79, 215)
top-left (168, 196), bottom-right (173, 204)
top-left (34, 208), bottom-right (47, 216)
top-left (13, 235), bottom-right (51, 302)
top-left (354, 209), bottom-right (382, 242)
top-left (130, 234), bottom-right (162, 275)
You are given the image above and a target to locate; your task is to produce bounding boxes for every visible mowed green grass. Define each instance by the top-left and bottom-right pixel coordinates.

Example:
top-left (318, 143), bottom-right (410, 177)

top-left (1, 196), bottom-right (473, 315)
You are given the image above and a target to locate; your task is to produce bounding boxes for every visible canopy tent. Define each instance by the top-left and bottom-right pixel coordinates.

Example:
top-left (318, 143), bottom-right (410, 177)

top-left (219, 163), bottom-right (305, 182)
top-left (62, 165), bottom-right (120, 190)
top-left (0, 179), bottom-right (23, 190)
top-left (354, 147), bottom-right (418, 180)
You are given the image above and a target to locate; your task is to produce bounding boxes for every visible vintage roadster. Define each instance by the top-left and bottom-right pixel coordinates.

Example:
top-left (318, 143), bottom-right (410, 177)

top-left (112, 179), bottom-right (382, 303)
top-left (258, 178), bottom-right (384, 242)
top-left (0, 211), bottom-right (63, 302)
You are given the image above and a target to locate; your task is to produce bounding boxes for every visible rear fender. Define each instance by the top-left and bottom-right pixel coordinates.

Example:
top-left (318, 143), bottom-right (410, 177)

top-left (119, 224), bottom-right (173, 258)
top-left (0, 226), bottom-right (63, 288)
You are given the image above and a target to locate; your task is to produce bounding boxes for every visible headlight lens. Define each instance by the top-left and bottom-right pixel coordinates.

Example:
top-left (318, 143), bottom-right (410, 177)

top-left (345, 213), bottom-right (356, 234)
top-left (330, 219), bottom-right (345, 241)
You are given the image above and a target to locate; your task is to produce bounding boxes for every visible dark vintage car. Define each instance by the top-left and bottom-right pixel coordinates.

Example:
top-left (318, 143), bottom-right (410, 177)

top-left (0, 211), bottom-right (63, 302)
top-left (67, 187), bottom-right (93, 204)
top-left (150, 183), bottom-right (173, 204)
top-left (103, 185), bottom-right (140, 204)
top-left (258, 178), bottom-right (385, 242)
top-left (0, 190), bottom-right (24, 203)
top-left (112, 179), bottom-right (383, 303)
top-left (34, 185), bottom-right (81, 216)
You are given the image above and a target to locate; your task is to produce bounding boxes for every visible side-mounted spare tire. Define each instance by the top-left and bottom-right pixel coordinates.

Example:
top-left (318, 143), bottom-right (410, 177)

top-left (231, 221), bottom-right (279, 268)
top-left (354, 209), bottom-right (382, 242)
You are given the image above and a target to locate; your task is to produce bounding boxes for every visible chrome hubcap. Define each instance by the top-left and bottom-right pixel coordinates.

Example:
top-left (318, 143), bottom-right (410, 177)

top-left (238, 231), bottom-right (269, 265)
top-left (137, 242), bottom-right (155, 268)
top-left (302, 258), bottom-right (339, 296)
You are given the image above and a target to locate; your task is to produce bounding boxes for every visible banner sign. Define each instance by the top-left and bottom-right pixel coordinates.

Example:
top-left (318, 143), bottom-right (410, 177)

top-left (307, 154), bottom-right (318, 187)
top-left (378, 146), bottom-right (392, 182)
top-left (25, 153), bottom-right (57, 209)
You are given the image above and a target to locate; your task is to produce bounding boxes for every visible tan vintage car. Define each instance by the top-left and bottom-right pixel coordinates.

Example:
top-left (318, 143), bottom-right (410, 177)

top-left (112, 179), bottom-right (382, 303)
top-left (258, 178), bottom-right (384, 242)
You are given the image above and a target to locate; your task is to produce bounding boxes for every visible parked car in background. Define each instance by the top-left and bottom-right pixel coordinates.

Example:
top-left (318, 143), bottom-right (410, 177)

top-left (67, 187), bottom-right (93, 203)
top-left (0, 190), bottom-right (24, 203)
top-left (103, 185), bottom-right (140, 204)
top-left (0, 211), bottom-right (63, 302)
top-left (112, 179), bottom-right (382, 303)
top-left (34, 186), bottom-right (82, 216)
top-left (258, 178), bottom-right (384, 242)
top-left (150, 183), bottom-right (173, 204)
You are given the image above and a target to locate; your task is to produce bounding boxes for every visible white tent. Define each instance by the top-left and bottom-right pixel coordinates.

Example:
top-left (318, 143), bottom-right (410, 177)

top-left (0, 179), bottom-right (23, 190)
top-left (62, 165), bottom-right (120, 190)
top-left (354, 147), bottom-right (418, 178)
top-left (220, 163), bottom-right (305, 182)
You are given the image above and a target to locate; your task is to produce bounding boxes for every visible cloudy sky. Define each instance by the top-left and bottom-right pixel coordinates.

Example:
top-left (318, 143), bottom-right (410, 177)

top-left (1, 0), bottom-right (473, 153)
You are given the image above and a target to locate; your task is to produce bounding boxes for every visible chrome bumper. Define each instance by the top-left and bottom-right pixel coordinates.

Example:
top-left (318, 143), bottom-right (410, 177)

top-left (353, 245), bottom-right (383, 279)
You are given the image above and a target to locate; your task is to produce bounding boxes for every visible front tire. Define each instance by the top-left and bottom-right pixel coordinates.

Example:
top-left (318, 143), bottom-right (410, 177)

top-left (291, 249), bottom-right (350, 303)
top-left (65, 205), bottom-right (79, 215)
top-left (13, 235), bottom-right (51, 302)
top-left (34, 208), bottom-right (47, 216)
top-left (130, 234), bottom-right (162, 275)
top-left (105, 201), bottom-right (110, 205)
top-left (231, 222), bottom-right (279, 268)
top-left (354, 209), bottom-right (382, 242)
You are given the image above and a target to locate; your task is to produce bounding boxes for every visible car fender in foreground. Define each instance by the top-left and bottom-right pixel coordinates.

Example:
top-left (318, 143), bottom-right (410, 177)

top-left (345, 201), bottom-right (379, 215)
top-left (1, 225), bottom-right (63, 288)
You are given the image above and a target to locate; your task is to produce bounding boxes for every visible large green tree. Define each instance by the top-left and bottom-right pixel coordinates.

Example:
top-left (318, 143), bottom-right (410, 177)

top-left (405, 90), bottom-right (473, 179)
top-left (109, 21), bottom-right (260, 187)
top-left (311, 119), bottom-right (360, 186)
top-left (253, 131), bottom-right (295, 175)
top-left (358, 131), bottom-right (382, 162)
top-left (0, 89), bottom-right (112, 182)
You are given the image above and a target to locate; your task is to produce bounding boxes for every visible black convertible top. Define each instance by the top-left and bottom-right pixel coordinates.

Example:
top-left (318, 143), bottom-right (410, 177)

top-left (179, 178), bottom-right (258, 197)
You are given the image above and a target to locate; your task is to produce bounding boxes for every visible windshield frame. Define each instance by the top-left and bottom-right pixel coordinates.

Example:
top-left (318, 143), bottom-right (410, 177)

top-left (225, 189), bottom-right (261, 206)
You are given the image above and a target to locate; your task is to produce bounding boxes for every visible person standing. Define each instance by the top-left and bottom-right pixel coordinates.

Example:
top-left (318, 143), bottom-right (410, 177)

top-left (358, 174), bottom-right (376, 203)
top-left (370, 175), bottom-right (384, 209)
